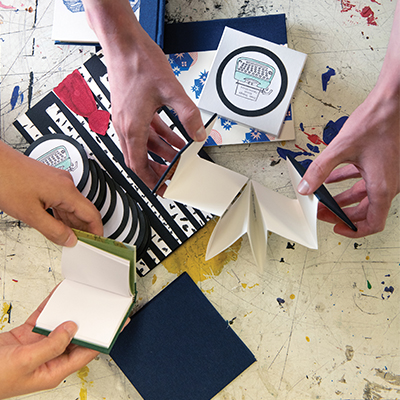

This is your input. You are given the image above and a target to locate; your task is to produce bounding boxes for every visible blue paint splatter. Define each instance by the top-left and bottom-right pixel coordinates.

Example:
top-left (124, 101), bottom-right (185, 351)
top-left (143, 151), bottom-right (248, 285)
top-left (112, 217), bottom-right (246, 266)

top-left (322, 66), bottom-right (336, 91)
top-left (384, 286), bottom-right (394, 294)
top-left (277, 147), bottom-right (313, 160)
top-left (10, 86), bottom-right (22, 110)
top-left (277, 147), bottom-right (314, 170)
top-left (306, 143), bottom-right (320, 153)
top-left (299, 122), bottom-right (304, 131)
top-left (277, 298), bottom-right (285, 305)
top-left (323, 116), bottom-right (348, 144)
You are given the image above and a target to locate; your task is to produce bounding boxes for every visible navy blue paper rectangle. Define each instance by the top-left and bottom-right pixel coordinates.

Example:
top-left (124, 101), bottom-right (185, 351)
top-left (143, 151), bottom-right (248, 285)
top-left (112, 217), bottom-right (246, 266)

top-left (110, 273), bottom-right (256, 400)
top-left (140, 0), bottom-right (166, 47)
top-left (163, 14), bottom-right (287, 54)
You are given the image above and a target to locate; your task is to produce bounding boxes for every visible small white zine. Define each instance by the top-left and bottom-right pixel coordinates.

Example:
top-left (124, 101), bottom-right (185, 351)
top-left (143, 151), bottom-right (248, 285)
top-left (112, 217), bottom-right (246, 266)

top-left (198, 27), bottom-right (307, 137)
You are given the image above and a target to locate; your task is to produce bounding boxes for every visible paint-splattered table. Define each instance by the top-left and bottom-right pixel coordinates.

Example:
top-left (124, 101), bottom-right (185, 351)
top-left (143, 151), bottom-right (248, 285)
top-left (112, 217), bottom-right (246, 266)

top-left (1, 0), bottom-right (399, 399)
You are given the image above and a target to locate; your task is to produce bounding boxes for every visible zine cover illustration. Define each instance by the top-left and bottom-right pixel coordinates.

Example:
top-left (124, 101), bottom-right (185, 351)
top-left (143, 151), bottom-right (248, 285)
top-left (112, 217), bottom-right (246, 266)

top-left (166, 50), bottom-right (295, 146)
top-left (14, 52), bottom-right (212, 277)
top-left (198, 28), bottom-right (307, 137)
top-left (52, 0), bottom-right (140, 44)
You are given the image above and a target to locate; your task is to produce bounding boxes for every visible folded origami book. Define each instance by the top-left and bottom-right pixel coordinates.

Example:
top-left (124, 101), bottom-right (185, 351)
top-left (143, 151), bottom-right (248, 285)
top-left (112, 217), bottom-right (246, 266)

top-left (162, 132), bottom-right (319, 268)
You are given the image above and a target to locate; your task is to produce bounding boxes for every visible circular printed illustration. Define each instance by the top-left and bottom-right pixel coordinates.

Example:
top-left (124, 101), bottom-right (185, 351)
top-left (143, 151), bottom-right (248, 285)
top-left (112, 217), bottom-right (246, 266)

top-left (25, 134), bottom-right (89, 191)
top-left (216, 46), bottom-right (288, 117)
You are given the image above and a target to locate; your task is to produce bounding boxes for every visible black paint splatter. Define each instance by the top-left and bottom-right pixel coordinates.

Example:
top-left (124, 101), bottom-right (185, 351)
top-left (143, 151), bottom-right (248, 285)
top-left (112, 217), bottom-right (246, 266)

top-left (286, 242), bottom-right (295, 250)
top-left (277, 298), bottom-right (285, 306)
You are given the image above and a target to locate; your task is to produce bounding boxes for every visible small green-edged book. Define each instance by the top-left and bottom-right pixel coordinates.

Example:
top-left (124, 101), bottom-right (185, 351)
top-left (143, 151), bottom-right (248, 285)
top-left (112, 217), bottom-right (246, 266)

top-left (33, 229), bottom-right (136, 354)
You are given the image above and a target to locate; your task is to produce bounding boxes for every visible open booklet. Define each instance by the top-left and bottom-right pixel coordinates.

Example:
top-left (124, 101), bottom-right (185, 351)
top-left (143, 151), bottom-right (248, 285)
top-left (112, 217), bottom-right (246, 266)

top-left (33, 230), bottom-right (136, 354)
top-left (157, 117), bottom-right (356, 268)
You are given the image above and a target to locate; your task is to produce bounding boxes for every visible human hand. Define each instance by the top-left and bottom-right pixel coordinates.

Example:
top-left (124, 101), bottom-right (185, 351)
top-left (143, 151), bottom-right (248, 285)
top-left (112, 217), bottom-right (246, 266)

top-left (0, 293), bottom-right (99, 400)
top-left (297, 84), bottom-right (400, 238)
top-left (297, 0), bottom-right (400, 238)
top-left (0, 142), bottom-right (103, 246)
top-left (83, 0), bottom-right (206, 191)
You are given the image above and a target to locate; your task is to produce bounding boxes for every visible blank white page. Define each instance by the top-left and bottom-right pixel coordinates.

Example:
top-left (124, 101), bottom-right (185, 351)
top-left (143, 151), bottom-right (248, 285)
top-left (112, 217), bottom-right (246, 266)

top-left (62, 241), bottom-right (132, 297)
top-left (36, 279), bottom-right (132, 349)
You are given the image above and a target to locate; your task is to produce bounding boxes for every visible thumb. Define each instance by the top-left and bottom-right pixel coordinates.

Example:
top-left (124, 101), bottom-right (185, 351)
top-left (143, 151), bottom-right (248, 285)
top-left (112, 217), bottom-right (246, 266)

top-left (297, 148), bottom-right (340, 195)
top-left (170, 93), bottom-right (206, 142)
top-left (29, 321), bottom-right (78, 370)
top-left (28, 208), bottom-right (77, 247)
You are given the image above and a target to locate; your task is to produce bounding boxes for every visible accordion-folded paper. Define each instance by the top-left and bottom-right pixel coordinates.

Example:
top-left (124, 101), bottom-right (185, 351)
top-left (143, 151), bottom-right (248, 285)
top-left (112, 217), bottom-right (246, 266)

top-left (163, 136), bottom-right (319, 268)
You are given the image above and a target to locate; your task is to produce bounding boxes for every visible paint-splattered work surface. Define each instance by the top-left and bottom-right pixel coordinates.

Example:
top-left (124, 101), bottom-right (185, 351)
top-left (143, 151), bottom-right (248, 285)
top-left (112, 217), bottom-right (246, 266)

top-left (1, 0), bottom-right (399, 399)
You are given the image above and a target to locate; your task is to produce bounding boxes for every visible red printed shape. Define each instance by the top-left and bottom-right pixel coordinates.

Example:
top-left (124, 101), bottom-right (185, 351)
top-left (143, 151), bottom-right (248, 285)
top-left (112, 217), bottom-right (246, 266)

top-left (54, 69), bottom-right (110, 135)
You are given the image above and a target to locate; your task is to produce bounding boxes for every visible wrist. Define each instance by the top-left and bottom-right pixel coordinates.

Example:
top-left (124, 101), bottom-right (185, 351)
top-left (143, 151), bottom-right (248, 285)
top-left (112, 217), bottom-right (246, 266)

top-left (82, 0), bottom-right (143, 52)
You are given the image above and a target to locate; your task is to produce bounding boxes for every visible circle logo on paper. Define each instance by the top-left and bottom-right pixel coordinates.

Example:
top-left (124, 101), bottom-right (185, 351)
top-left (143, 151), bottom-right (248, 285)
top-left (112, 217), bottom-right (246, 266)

top-left (216, 46), bottom-right (288, 117)
top-left (25, 134), bottom-right (89, 191)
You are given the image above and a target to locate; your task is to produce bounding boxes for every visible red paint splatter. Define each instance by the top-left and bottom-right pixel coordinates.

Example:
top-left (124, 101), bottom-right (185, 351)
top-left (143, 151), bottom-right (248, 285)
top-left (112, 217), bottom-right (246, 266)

top-left (341, 0), bottom-right (356, 12)
top-left (12, 279), bottom-right (18, 282)
top-left (302, 131), bottom-right (327, 145)
top-left (360, 6), bottom-right (378, 26)
top-left (295, 144), bottom-right (309, 152)
top-left (339, 1), bottom-right (378, 26)
top-left (0, 2), bottom-right (16, 9)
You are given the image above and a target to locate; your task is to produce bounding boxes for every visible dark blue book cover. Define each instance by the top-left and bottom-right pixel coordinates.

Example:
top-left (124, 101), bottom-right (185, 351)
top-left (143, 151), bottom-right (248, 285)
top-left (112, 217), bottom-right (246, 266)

top-left (111, 273), bottom-right (256, 400)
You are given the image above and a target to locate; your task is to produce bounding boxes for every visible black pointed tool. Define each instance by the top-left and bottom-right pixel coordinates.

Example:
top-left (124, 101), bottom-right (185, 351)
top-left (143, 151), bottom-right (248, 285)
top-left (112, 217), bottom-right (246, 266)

top-left (287, 154), bottom-right (357, 232)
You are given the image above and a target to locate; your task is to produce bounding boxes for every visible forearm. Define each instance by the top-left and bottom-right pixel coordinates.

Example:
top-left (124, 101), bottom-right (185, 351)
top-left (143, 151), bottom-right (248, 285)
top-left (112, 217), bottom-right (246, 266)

top-left (375, 0), bottom-right (400, 98)
top-left (82, 0), bottom-right (145, 53)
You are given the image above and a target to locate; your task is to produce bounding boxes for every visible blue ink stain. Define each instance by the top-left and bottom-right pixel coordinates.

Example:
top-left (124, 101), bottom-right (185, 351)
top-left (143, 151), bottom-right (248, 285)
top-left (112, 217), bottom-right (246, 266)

top-left (322, 66), bottom-right (336, 91)
top-left (384, 286), bottom-right (394, 294)
top-left (277, 147), bottom-right (313, 160)
top-left (306, 143), bottom-right (320, 153)
top-left (277, 298), bottom-right (285, 306)
top-left (323, 116), bottom-right (348, 144)
top-left (10, 86), bottom-right (22, 110)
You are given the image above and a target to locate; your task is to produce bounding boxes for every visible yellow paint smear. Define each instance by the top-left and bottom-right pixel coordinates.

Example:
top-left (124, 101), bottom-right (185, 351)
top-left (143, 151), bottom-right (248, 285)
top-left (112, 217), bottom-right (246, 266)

top-left (0, 302), bottom-right (11, 331)
top-left (162, 218), bottom-right (242, 283)
top-left (306, 336), bottom-right (310, 342)
top-left (78, 366), bottom-right (90, 400)
top-left (290, 294), bottom-right (295, 300)
top-left (152, 274), bottom-right (157, 285)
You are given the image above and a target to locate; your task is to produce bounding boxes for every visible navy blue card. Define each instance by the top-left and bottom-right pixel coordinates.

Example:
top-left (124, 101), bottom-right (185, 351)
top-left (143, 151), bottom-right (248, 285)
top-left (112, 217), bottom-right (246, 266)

top-left (163, 14), bottom-right (287, 54)
top-left (110, 273), bottom-right (256, 400)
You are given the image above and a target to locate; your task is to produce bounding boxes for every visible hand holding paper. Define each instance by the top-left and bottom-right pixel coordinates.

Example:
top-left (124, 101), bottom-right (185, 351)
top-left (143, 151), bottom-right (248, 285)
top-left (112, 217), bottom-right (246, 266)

top-left (0, 141), bottom-right (102, 247)
top-left (0, 292), bottom-right (98, 400)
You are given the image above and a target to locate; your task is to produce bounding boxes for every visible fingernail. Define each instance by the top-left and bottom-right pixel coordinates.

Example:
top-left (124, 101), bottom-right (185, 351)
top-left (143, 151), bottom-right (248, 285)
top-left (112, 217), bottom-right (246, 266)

top-left (64, 232), bottom-right (77, 247)
top-left (64, 321), bottom-right (78, 338)
top-left (297, 179), bottom-right (310, 195)
top-left (195, 126), bottom-right (207, 141)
